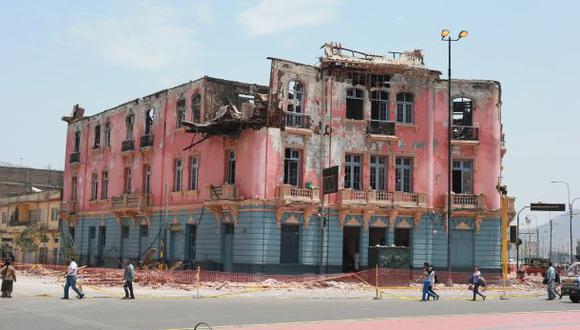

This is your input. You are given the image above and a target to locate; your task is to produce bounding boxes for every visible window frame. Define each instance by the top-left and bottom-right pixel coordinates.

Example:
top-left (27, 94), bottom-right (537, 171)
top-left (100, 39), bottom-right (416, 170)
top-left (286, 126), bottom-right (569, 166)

top-left (90, 173), bottom-right (99, 201)
top-left (192, 94), bottom-right (201, 122)
top-left (143, 164), bottom-right (152, 194)
top-left (344, 154), bottom-right (362, 190)
top-left (174, 158), bottom-right (184, 192)
top-left (287, 80), bottom-right (305, 114)
top-left (124, 167), bottom-right (132, 194)
top-left (225, 150), bottom-right (236, 185)
top-left (346, 88), bottom-right (365, 120)
top-left (395, 157), bottom-right (413, 193)
top-left (370, 89), bottom-right (389, 122)
top-left (125, 114), bottom-right (135, 140)
top-left (396, 93), bottom-right (414, 124)
top-left (93, 124), bottom-right (101, 149)
top-left (189, 156), bottom-right (199, 191)
top-left (176, 98), bottom-right (186, 128)
top-left (101, 170), bottom-right (109, 199)
top-left (370, 155), bottom-right (387, 191)
top-left (452, 159), bottom-right (474, 194)
top-left (283, 148), bottom-right (301, 187)
top-left (104, 122), bottom-right (111, 147)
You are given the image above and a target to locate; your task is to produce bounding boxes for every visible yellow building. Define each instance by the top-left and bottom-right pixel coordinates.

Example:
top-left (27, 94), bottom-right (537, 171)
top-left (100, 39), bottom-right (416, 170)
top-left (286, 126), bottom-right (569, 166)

top-left (0, 190), bottom-right (61, 264)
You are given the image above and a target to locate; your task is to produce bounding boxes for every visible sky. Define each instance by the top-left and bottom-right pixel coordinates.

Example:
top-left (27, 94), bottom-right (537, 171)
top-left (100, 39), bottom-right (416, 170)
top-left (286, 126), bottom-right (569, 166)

top-left (1, 0), bottom-right (579, 226)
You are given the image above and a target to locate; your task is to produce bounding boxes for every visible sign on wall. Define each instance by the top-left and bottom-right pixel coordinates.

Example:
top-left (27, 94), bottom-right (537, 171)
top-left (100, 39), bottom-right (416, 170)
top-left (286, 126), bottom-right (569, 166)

top-left (322, 166), bottom-right (339, 195)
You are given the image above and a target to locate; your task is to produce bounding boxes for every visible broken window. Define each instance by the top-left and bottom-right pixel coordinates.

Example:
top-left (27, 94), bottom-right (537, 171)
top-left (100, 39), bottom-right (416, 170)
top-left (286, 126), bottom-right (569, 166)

top-left (125, 114), bottom-right (134, 140)
top-left (74, 131), bottom-right (80, 153)
top-left (101, 171), bottom-right (109, 199)
top-left (145, 109), bottom-right (154, 135)
top-left (395, 157), bottom-right (412, 192)
top-left (370, 74), bottom-right (391, 88)
top-left (284, 149), bottom-right (301, 186)
top-left (93, 125), bottom-right (101, 149)
top-left (371, 90), bottom-right (389, 122)
top-left (396, 93), bottom-right (414, 124)
top-left (453, 97), bottom-right (473, 126)
top-left (174, 159), bottom-right (183, 192)
top-left (90, 173), bottom-right (98, 201)
top-left (143, 164), bottom-right (151, 194)
top-left (176, 99), bottom-right (186, 128)
top-left (287, 81), bottom-right (304, 114)
top-left (192, 94), bottom-right (201, 122)
top-left (452, 160), bottom-right (473, 194)
top-left (124, 167), bottom-right (132, 194)
top-left (189, 156), bottom-right (199, 190)
top-left (370, 155), bottom-right (387, 191)
top-left (104, 122), bottom-right (111, 147)
top-left (369, 227), bottom-right (387, 246)
top-left (226, 151), bottom-right (236, 184)
top-left (346, 71), bottom-right (366, 86)
top-left (346, 88), bottom-right (364, 120)
top-left (344, 154), bottom-right (361, 190)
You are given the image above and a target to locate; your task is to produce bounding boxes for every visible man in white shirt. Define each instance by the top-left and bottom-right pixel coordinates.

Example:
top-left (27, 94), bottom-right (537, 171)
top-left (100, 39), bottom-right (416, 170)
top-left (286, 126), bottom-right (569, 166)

top-left (546, 262), bottom-right (556, 300)
top-left (62, 257), bottom-right (84, 299)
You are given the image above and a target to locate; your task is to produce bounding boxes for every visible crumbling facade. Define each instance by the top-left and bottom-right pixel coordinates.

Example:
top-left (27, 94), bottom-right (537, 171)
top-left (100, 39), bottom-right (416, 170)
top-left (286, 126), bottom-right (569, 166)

top-left (61, 43), bottom-right (513, 273)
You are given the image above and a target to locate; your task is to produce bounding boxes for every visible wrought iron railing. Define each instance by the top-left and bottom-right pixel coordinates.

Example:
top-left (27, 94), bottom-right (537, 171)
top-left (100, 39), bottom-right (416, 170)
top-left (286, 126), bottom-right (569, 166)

top-left (69, 152), bottom-right (80, 163)
top-left (285, 112), bottom-right (310, 129)
top-left (451, 125), bottom-right (479, 141)
top-left (140, 134), bottom-right (154, 148)
top-left (121, 139), bottom-right (135, 152)
top-left (367, 120), bottom-right (396, 136)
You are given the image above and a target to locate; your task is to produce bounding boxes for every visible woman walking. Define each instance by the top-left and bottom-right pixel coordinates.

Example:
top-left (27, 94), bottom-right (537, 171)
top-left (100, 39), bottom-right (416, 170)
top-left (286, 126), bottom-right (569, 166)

top-left (420, 262), bottom-right (438, 301)
top-left (1, 259), bottom-right (17, 298)
top-left (470, 265), bottom-right (486, 301)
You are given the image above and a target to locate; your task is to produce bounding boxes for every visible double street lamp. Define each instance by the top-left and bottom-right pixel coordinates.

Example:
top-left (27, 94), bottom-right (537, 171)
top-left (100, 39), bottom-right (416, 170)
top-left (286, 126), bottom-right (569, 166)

top-left (441, 29), bottom-right (468, 283)
top-left (550, 180), bottom-right (578, 263)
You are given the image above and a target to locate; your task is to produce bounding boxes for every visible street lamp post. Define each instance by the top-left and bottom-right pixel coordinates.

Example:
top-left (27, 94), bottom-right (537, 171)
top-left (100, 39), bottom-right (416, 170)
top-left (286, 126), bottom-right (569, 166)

top-left (441, 29), bottom-right (467, 285)
top-left (550, 181), bottom-right (573, 263)
top-left (516, 206), bottom-right (530, 269)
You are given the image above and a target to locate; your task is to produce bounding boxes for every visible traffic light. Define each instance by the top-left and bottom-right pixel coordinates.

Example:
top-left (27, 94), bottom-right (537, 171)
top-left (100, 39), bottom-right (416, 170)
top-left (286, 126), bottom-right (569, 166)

top-left (509, 225), bottom-right (517, 243)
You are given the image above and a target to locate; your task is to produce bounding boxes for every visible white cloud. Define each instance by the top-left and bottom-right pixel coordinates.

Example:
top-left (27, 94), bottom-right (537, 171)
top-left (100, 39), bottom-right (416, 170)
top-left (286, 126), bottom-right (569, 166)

top-left (238, 0), bottom-right (342, 36)
top-left (61, 2), bottom-right (201, 70)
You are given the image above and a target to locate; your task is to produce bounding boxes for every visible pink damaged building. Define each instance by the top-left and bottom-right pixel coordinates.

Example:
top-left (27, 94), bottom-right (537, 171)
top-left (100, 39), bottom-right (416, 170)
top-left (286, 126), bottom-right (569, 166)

top-left (60, 43), bottom-right (512, 273)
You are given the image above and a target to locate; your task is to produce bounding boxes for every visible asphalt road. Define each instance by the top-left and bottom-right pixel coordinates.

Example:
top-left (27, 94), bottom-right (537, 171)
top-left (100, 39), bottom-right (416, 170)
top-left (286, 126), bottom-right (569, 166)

top-left (1, 295), bottom-right (579, 330)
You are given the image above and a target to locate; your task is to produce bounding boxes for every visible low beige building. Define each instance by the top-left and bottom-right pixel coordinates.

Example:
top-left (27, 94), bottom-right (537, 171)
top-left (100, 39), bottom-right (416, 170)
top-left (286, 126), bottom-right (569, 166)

top-left (0, 190), bottom-right (62, 263)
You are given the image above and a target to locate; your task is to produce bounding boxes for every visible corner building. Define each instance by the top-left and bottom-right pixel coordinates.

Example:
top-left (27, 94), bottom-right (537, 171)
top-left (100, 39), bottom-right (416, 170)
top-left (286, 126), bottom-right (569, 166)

top-left (61, 43), bottom-right (513, 273)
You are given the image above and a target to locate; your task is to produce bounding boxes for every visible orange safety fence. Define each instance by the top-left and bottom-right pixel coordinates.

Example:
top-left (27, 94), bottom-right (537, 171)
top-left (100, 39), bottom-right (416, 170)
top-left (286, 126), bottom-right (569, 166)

top-left (13, 263), bottom-right (503, 288)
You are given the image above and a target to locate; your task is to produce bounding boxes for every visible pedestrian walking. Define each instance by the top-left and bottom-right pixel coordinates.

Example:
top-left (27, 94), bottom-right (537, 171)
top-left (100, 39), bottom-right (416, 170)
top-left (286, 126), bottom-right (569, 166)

top-left (122, 259), bottom-right (136, 299)
top-left (420, 262), bottom-right (437, 301)
top-left (470, 265), bottom-right (486, 301)
top-left (546, 262), bottom-right (557, 300)
top-left (0, 259), bottom-right (16, 298)
top-left (427, 265), bottom-right (440, 301)
top-left (62, 257), bottom-right (85, 300)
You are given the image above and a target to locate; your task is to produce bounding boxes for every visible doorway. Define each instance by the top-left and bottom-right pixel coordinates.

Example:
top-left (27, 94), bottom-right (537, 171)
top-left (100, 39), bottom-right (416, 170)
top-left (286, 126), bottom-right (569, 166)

top-left (450, 229), bottom-right (474, 270)
top-left (97, 226), bottom-right (106, 266)
top-left (342, 226), bottom-right (361, 272)
top-left (222, 223), bottom-right (234, 272)
top-left (185, 224), bottom-right (197, 268)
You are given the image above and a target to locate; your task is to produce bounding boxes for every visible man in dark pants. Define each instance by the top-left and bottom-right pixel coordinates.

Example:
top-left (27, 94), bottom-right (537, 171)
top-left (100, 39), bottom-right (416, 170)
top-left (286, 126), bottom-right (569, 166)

top-left (123, 259), bottom-right (136, 299)
top-left (62, 257), bottom-right (84, 299)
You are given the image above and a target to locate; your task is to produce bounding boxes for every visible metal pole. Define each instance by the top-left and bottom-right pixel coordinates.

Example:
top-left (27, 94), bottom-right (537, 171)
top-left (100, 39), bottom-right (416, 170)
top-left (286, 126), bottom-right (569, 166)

top-left (446, 37), bottom-right (452, 284)
top-left (550, 218), bottom-right (553, 262)
top-left (516, 206), bottom-right (530, 269)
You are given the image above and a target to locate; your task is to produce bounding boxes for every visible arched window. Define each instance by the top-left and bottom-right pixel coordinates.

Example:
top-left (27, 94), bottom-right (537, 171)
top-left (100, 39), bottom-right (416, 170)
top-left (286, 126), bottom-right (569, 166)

top-left (176, 99), bottom-right (186, 128)
top-left (104, 122), bottom-right (111, 147)
top-left (125, 114), bottom-right (134, 140)
top-left (396, 93), bottom-right (414, 124)
top-left (93, 124), bottom-right (101, 148)
top-left (346, 88), bottom-right (364, 120)
top-left (287, 81), bottom-right (304, 114)
top-left (192, 94), bottom-right (201, 122)
top-left (73, 130), bottom-right (81, 153)
top-left (452, 97), bottom-right (473, 126)
top-left (370, 90), bottom-right (389, 121)
top-left (145, 108), bottom-right (154, 135)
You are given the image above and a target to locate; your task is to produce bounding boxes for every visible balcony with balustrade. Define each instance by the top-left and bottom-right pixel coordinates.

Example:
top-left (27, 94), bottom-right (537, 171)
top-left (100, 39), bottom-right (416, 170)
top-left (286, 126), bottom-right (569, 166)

top-left (140, 134), bottom-right (154, 151)
top-left (367, 191), bottom-right (394, 207)
top-left (451, 125), bottom-right (479, 145)
top-left (366, 120), bottom-right (397, 142)
top-left (207, 184), bottom-right (238, 201)
top-left (445, 193), bottom-right (485, 210)
top-left (277, 184), bottom-right (320, 205)
top-left (393, 191), bottom-right (427, 208)
top-left (110, 194), bottom-right (151, 219)
top-left (284, 112), bottom-right (312, 135)
top-left (338, 189), bottom-right (368, 206)
top-left (69, 152), bottom-right (80, 164)
top-left (121, 139), bottom-right (135, 153)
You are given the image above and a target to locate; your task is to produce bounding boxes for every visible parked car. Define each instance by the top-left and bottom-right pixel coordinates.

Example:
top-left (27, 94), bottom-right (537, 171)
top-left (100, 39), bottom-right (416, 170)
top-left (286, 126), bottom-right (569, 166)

top-left (560, 262), bottom-right (580, 303)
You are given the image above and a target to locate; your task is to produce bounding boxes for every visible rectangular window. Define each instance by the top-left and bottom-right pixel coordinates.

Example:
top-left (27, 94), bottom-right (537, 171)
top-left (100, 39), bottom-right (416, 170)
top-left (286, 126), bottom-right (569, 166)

top-left (29, 210), bottom-right (38, 225)
top-left (71, 176), bottom-right (78, 201)
top-left (280, 224), bottom-right (300, 264)
top-left (93, 125), bottom-right (101, 148)
top-left (124, 167), bottom-right (132, 194)
top-left (226, 151), bottom-right (236, 184)
top-left (50, 208), bottom-right (59, 221)
top-left (394, 228), bottom-right (411, 247)
top-left (370, 156), bottom-right (387, 191)
top-left (74, 131), bottom-right (81, 153)
top-left (189, 156), bottom-right (199, 190)
top-left (101, 171), bottom-right (109, 199)
top-left (452, 160), bottom-right (473, 194)
top-left (395, 157), bottom-right (412, 192)
top-left (39, 209), bottom-right (45, 222)
top-left (396, 93), bottom-right (414, 124)
top-left (143, 165), bottom-right (152, 194)
top-left (126, 115), bottom-right (134, 140)
top-left (90, 173), bottom-right (98, 200)
top-left (174, 159), bottom-right (183, 192)
top-left (2, 212), bottom-right (7, 224)
top-left (346, 88), bottom-right (364, 120)
top-left (283, 149), bottom-right (301, 186)
top-left (121, 225), bottom-right (130, 239)
top-left (344, 154), bottom-right (361, 190)
top-left (371, 90), bottom-right (389, 121)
